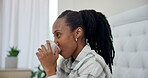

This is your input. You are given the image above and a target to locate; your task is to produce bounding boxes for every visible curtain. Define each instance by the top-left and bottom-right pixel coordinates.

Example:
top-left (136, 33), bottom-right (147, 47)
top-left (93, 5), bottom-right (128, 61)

top-left (0, 0), bottom-right (2, 68)
top-left (0, 0), bottom-right (49, 69)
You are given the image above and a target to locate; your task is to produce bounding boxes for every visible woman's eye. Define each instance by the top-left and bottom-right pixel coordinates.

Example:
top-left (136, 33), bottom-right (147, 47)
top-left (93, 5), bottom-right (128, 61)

top-left (56, 33), bottom-right (61, 38)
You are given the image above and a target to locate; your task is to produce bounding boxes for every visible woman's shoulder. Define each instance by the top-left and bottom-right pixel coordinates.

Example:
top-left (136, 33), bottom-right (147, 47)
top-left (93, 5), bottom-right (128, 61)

top-left (84, 50), bottom-right (107, 67)
top-left (77, 50), bottom-right (111, 77)
top-left (91, 50), bottom-right (107, 66)
top-left (79, 50), bottom-right (106, 69)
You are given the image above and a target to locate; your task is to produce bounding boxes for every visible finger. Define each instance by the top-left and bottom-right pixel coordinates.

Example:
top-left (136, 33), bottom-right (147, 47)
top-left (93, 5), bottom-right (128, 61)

top-left (41, 45), bottom-right (47, 52)
top-left (46, 40), bottom-right (52, 53)
top-left (38, 48), bottom-right (43, 53)
top-left (55, 47), bottom-right (59, 59)
top-left (38, 48), bottom-right (45, 55)
top-left (36, 52), bottom-right (41, 58)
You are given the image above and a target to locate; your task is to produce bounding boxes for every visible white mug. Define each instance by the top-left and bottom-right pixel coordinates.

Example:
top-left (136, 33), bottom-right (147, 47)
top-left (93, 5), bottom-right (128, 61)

top-left (45, 40), bottom-right (61, 54)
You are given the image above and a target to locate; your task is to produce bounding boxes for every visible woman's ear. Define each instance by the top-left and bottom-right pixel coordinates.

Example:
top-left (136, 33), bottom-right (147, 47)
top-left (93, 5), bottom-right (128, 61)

top-left (74, 27), bottom-right (83, 39)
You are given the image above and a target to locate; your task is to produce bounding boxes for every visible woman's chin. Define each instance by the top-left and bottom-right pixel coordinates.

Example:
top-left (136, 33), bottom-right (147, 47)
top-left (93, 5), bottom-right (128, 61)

top-left (59, 51), bottom-right (71, 59)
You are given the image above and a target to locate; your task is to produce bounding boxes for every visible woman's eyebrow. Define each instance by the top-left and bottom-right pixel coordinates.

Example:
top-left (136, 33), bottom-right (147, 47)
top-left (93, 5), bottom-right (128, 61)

top-left (53, 30), bottom-right (61, 34)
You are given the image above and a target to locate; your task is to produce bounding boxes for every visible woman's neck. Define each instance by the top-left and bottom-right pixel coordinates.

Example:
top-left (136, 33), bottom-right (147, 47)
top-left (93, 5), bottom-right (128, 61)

top-left (72, 41), bottom-right (86, 59)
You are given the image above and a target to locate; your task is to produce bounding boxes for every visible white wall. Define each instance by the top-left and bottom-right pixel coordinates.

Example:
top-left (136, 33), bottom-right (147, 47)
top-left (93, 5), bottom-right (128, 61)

top-left (58, 0), bottom-right (148, 17)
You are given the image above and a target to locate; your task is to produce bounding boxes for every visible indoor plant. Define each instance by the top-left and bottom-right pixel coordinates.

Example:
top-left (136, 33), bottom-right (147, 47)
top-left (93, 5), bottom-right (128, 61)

top-left (5, 46), bottom-right (20, 68)
top-left (31, 65), bottom-right (46, 78)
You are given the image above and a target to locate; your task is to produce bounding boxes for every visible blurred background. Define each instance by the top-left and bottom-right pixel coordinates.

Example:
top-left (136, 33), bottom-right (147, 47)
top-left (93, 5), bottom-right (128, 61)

top-left (0, 0), bottom-right (148, 78)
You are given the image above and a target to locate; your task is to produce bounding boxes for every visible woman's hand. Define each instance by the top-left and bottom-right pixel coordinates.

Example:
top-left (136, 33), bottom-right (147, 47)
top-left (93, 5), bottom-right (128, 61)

top-left (36, 40), bottom-right (59, 77)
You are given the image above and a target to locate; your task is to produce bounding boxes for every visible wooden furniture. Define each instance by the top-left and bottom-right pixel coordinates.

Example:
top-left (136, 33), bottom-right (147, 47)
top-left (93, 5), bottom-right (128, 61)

top-left (0, 69), bottom-right (32, 78)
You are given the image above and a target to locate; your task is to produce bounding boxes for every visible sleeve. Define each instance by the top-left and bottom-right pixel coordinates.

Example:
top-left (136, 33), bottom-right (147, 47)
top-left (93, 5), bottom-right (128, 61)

top-left (46, 75), bottom-right (58, 78)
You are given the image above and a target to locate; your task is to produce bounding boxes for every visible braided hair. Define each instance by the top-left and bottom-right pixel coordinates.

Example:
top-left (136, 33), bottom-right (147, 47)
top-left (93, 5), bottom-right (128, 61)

top-left (58, 10), bottom-right (115, 73)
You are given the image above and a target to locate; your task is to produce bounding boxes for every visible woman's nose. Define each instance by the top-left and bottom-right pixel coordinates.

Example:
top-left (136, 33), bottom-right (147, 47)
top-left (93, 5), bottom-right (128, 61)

top-left (54, 39), bottom-right (56, 43)
top-left (54, 39), bottom-right (59, 45)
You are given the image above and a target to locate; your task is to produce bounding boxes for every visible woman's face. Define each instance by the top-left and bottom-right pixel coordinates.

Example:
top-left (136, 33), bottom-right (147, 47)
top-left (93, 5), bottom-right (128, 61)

top-left (52, 18), bottom-right (77, 59)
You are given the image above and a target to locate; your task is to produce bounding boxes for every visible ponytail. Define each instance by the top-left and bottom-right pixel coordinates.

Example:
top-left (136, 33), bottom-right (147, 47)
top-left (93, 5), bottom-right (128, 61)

top-left (79, 10), bottom-right (115, 73)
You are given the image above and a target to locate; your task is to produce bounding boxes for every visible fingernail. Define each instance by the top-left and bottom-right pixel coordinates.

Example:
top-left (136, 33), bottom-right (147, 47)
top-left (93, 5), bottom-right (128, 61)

top-left (46, 40), bottom-right (49, 42)
top-left (38, 48), bottom-right (41, 50)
